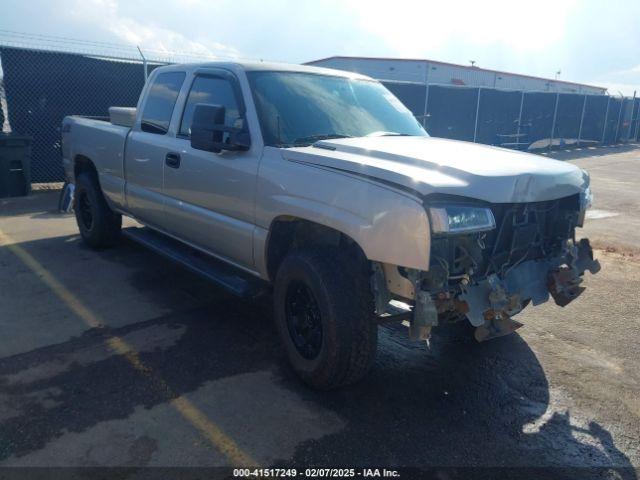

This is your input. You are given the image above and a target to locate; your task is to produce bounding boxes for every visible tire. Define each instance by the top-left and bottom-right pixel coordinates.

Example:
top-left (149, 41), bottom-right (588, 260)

top-left (74, 172), bottom-right (121, 249)
top-left (273, 247), bottom-right (378, 390)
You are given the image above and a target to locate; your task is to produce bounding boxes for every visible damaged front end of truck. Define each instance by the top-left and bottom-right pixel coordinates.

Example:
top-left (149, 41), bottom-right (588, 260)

top-left (374, 189), bottom-right (601, 342)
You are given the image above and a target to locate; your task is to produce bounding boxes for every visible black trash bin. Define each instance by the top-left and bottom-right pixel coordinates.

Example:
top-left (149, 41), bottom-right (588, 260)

top-left (0, 134), bottom-right (31, 198)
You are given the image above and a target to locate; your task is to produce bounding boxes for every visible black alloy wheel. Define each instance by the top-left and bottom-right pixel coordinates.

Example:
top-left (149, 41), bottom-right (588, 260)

top-left (285, 281), bottom-right (323, 359)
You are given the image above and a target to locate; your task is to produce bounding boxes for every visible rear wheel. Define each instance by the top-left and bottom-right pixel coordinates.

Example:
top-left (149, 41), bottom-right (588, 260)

top-left (274, 247), bottom-right (378, 389)
top-left (74, 172), bottom-right (121, 248)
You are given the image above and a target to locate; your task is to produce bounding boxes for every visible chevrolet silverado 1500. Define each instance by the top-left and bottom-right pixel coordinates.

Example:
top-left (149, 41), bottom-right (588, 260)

top-left (62, 61), bottom-right (600, 389)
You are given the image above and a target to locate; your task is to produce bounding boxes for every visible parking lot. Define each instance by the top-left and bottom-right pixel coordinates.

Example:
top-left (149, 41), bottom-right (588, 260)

top-left (0, 145), bottom-right (639, 476)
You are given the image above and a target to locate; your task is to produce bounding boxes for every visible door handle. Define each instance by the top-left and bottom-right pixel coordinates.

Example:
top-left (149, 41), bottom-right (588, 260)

top-left (165, 152), bottom-right (181, 168)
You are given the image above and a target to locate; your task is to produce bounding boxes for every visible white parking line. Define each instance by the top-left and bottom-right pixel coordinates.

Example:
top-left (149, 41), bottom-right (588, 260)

top-left (0, 229), bottom-right (257, 467)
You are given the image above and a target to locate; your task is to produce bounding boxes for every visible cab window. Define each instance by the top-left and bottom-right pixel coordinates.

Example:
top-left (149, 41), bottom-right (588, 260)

top-left (140, 71), bottom-right (185, 135)
top-left (180, 75), bottom-right (240, 136)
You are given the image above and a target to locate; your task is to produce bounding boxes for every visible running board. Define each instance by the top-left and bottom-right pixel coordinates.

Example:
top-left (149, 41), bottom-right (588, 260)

top-left (122, 227), bottom-right (265, 298)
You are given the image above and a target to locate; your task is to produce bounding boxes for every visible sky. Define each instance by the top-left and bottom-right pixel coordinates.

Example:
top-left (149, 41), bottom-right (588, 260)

top-left (1, 0), bottom-right (639, 95)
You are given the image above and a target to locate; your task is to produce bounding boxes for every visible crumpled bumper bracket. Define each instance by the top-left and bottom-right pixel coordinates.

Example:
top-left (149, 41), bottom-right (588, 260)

top-left (548, 238), bottom-right (601, 307)
top-left (459, 238), bottom-right (601, 335)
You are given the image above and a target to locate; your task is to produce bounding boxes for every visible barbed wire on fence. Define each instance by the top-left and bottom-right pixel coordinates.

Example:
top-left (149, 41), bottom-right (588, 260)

top-left (0, 31), bottom-right (639, 184)
top-left (0, 29), bottom-right (267, 65)
top-left (0, 30), bottom-right (269, 182)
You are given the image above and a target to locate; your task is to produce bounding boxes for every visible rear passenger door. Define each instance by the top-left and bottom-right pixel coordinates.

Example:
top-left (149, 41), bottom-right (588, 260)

top-left (125, 70), bottom-right (185, 227)
top-left (162, 70), bottom-right (260, 270)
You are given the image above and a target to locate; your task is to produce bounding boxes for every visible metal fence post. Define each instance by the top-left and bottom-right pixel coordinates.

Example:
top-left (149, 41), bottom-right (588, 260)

top-left (473, 87), bottom-right (482, 142)
top-left (421, 61), bottom-right (430, 128)
top-left (422, 84), bottom-right (430, 129)
top-left (601, 96), bottom-right (611, 145)
top-left (627, 91), bottom-right (636, 142)
top-left (634, 97), bottom-right (640, 142)
top-left (516, 90), bottom-right (524, 140)
top-left (549, 92), bottom-right (560, 150)
top-left (137, 46), bottom-right (148, 82)
top-left (635, 99), bottom-right (640, 142)
top-left (577, 95), bottom-right (587, 147)
top-left (614, 96), bottom-right (624, 144)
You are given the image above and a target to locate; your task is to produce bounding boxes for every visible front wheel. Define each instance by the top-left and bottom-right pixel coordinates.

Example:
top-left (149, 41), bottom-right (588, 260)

top-left (273, 247), bottom-right (378, 390)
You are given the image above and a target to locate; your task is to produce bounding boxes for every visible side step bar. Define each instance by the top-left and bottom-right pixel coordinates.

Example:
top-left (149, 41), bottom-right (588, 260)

top-left (122, 227), bottom-right (266, 298)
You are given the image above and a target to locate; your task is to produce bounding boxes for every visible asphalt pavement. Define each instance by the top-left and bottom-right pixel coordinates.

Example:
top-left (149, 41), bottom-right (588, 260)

top-left (0, 144), bottom-right (638, 478)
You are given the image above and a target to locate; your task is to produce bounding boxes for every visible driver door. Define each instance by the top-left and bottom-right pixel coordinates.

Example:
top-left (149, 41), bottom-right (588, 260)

top-left (162, 71), bottom-right (259, 270)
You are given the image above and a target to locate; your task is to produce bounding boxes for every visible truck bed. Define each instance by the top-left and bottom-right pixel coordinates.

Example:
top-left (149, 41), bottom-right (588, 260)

top-left (61, 115), bottom-right (131, 207)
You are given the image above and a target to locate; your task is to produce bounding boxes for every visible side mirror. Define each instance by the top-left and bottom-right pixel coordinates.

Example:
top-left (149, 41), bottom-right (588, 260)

top-left (190, 103), bottom-right (250, 153)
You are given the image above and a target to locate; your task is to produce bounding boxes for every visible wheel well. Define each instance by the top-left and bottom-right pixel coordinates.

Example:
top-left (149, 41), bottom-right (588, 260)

top-left (74, 155), bottom-right (98, 180)
top-left (266, 217), bottom-right (369, 281)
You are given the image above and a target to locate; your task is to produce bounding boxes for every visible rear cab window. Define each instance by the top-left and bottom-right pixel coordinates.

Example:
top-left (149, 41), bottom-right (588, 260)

top-left (140, 71), bottom-right (186, 135)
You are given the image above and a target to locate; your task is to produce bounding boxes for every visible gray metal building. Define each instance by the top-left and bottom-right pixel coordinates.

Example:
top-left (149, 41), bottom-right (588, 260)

top-left (306, 56), bottom-right (606, 95)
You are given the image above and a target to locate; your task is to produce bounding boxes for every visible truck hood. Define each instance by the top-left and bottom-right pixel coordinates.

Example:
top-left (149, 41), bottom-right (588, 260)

top-left (282, 136), bottom-right (588, 203)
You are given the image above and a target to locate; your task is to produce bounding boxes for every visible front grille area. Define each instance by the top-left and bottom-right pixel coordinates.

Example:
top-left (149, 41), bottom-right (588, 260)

top-left (428, 194), bottom-right (581, 289)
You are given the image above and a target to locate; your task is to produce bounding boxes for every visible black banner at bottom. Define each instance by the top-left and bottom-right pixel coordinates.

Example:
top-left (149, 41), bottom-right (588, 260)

top-left (0, 467), bottom-right (637, 480)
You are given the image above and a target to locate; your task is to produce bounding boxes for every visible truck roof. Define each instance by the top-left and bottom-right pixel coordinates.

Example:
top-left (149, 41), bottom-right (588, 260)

top-left (152, 60), bottom-right (373, 80)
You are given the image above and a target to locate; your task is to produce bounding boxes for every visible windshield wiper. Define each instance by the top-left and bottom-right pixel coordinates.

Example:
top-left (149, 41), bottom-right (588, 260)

top-left (291, 133), bottom-right (353, 146)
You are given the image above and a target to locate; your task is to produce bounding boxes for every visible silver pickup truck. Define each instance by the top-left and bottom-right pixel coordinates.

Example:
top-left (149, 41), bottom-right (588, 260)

top-left (62, 61), bottom-right (600, 389)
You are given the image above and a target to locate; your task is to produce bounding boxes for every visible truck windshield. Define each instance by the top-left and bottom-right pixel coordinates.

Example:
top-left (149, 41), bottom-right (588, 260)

top-left (247, 71), bottom-right (427, 147)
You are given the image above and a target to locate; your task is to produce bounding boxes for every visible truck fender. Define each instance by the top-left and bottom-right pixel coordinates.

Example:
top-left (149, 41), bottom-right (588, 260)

top-left (260, 193), bottom-right (431, 274)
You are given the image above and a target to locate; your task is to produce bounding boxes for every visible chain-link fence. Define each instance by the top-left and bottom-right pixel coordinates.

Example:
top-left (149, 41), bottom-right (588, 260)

top-left (384, 81), bottom-right (640, 151)
top-left (0, 46), bottom-right (166, 182)
top-left (1, 41), bottom-right (639, 184)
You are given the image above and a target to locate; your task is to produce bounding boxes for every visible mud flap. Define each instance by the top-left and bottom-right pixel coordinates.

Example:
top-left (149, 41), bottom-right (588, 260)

top-left (58, 182), bottom-right (75, 213)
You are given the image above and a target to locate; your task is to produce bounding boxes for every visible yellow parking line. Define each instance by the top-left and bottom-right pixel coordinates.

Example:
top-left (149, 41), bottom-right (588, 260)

top-left (0, 229), bottom-right (256, 467)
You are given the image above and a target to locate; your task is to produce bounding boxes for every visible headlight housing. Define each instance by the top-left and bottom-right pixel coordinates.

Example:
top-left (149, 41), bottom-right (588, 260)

top-left (577, 186), bottom-right (593, 227)
top-left (429, 206), bottom-right (496, 235)
top-left (580, 186), bottom-right (593, 211)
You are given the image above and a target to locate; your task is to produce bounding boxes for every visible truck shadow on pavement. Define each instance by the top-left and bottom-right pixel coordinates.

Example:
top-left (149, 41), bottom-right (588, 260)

top-left (0, 233), bottom-right (635, 478)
